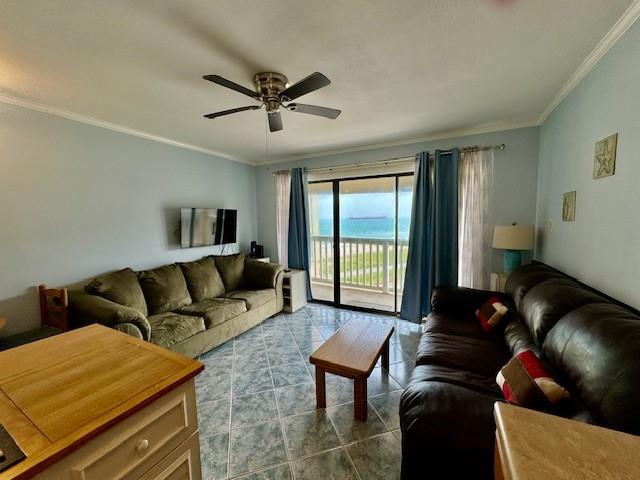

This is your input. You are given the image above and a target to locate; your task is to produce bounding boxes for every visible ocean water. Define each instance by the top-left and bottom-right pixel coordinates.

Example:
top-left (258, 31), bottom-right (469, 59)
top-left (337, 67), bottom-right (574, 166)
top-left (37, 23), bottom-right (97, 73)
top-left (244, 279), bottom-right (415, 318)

top-left (315, 217), bottom-right (410, 240)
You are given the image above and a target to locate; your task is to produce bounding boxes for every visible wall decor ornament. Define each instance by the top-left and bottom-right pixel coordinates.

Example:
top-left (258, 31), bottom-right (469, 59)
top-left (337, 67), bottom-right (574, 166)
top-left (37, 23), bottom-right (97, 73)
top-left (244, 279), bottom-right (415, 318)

top-left (593, 133), bottom-right (618, 179)
top-left (562, 191), bottom-right (576, 222)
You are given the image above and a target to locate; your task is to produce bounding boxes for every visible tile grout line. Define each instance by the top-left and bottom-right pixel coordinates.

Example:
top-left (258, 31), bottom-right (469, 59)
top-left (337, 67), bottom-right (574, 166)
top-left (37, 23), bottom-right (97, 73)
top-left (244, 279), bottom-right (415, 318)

top-left (200, 306), bottom-right (415, 479)
top-left (261, 319), bottom-right (295, 473)
top-left (225, 335), bottom-right (237, 479)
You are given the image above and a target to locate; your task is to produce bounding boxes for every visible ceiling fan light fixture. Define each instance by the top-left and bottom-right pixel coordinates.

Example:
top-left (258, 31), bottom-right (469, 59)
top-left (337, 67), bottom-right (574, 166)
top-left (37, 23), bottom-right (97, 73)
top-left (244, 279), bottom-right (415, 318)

top-left (202, 71), bottom-right (340, 132)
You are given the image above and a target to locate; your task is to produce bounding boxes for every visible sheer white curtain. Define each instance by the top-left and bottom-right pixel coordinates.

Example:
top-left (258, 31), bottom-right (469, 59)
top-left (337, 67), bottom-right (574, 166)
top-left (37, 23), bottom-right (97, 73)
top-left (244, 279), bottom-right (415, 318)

top-left (275, 171), bottom-right (291, 267)
top-left (458, 149), bottom-right (494, 289)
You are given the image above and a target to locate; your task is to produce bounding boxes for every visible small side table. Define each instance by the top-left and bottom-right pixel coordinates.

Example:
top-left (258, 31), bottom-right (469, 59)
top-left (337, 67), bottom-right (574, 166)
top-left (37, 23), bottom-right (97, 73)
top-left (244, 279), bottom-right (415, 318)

top-left (491, 272), bottom-right (508, 293)
top-left (283, 269), bottom-right (307, 313)
top-left (494, 402), bottom-right (640, 479)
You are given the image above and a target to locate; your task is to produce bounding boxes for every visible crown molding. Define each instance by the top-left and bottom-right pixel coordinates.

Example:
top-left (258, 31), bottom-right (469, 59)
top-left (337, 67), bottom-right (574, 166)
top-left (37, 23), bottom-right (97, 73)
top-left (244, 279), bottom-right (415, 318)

top-left (536, 0), bottom-right (640, 124)
top-left (0, 92), bottom-right (253, 165)
top-left (2, 2), bottom-right (637, 167)
top-left (258, 120), bottom-right (538, 166)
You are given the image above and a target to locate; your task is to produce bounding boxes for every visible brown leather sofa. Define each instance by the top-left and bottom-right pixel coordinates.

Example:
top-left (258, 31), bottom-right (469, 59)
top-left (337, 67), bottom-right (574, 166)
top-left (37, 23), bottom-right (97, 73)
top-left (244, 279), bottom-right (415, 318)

top-left (399, 263), bottom-right (640, 479)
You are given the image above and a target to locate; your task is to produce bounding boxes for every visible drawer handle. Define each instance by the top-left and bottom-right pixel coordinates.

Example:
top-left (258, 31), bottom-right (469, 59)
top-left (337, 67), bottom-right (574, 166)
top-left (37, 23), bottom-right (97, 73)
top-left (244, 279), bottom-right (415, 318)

top-left (136, 439), bottom-right (149, 452)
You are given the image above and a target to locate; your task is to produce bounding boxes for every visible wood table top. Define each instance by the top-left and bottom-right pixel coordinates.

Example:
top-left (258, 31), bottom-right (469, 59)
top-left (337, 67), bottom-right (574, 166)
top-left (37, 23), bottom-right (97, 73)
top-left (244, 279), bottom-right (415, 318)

top-left (494, 402), bottom-right (640, 480)
top-left (309, 319), bottom-right (394, 377)
top-left (0, 324), bottom-right (203, 480)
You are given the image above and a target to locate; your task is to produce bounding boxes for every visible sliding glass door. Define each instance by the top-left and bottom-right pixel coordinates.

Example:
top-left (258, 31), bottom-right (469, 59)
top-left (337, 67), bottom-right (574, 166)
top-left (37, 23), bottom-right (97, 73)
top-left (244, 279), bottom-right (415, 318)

top-left (308, 173), bottom-right (413, 314)
top-left (308, 181), bottom-right (334, 302)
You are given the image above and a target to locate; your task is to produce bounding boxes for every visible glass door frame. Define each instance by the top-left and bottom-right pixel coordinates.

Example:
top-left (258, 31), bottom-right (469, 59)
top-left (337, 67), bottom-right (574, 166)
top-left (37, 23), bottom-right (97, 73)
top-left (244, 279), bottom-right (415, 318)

top-left (308, 171), bottom-right (414, 316)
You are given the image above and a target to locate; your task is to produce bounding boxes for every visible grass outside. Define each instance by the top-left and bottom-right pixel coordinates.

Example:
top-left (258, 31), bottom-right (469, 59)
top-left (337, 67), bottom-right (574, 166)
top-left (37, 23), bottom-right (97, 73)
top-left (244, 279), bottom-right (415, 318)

top-left (311, 248), bottom-right (409, 287)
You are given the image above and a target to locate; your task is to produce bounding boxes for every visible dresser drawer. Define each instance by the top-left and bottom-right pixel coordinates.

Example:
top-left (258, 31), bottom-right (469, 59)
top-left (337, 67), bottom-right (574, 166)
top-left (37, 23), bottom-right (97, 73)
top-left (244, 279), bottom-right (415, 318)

top-left (139, 432), bottom-right (201, 480)
top-left (35, 379), bottom-right (198, 480)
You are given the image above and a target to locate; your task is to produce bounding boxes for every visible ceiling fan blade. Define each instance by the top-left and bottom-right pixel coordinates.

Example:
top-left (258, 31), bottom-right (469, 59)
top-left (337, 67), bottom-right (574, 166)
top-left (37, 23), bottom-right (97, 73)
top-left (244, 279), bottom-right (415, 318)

top-left (268, 111), bottom-right (283, 132)
top-left (204, 105), bottom-right (261, 119)
top-left (280, 72), bottom-right (330, 101)
top-left (203, 74), bottom-right (258, 99)
top-left (287, 103), bottom-right (341, 119)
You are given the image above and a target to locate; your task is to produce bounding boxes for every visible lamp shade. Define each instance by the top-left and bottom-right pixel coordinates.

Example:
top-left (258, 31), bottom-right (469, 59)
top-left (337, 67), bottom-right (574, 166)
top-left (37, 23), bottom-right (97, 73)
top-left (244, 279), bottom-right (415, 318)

top-left (493, 225), bottom-right (534, 250)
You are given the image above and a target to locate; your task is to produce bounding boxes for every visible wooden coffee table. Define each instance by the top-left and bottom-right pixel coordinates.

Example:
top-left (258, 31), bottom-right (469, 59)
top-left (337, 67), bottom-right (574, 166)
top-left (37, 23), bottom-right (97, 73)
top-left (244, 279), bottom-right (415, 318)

top-left (309, 318), bottom-right (394, 421)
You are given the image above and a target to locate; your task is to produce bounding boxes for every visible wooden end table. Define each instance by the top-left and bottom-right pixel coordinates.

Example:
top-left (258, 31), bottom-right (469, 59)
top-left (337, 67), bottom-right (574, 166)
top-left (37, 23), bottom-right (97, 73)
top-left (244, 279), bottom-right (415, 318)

top-left (494, 402), bottom-right (640, 479)
top-left (309, 318), bottom-right (394, 421)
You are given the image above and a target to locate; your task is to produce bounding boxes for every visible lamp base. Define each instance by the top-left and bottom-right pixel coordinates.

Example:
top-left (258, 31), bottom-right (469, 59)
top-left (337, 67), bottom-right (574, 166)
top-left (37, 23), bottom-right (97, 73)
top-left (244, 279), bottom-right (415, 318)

top-left (503, 250), bottom-right (522, 274)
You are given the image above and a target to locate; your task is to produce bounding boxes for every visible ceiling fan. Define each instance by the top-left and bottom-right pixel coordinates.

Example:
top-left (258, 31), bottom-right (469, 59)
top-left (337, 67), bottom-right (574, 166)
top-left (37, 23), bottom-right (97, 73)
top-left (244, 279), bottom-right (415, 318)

top-left (202, 72), bottom-right (341, 132)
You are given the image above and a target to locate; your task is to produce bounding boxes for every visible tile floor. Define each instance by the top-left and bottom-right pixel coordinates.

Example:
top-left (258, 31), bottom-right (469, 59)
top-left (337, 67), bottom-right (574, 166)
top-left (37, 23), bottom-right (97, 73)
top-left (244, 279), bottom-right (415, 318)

top-left (196, 303), bottom-right (421, 479)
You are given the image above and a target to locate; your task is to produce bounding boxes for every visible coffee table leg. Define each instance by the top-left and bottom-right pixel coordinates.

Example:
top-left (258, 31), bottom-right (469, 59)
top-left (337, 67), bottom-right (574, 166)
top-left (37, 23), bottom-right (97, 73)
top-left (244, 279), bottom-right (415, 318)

top-left (381, 339), bottom-right (390, 371)
top-left (315, 366), bottom-right (326, 409)
top-left (354, 376), bottom-right (367, 421)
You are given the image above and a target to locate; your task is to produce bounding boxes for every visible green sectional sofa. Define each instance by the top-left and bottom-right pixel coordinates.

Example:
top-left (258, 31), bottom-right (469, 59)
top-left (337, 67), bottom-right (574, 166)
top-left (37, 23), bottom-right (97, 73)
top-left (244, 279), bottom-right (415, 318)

top-left (69, 253), bottom-right (284, 358)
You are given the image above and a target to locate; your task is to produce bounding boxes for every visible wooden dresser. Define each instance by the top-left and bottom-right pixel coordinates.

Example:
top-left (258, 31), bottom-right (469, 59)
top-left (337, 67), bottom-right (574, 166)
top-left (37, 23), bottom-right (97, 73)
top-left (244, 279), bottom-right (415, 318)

top-left (0, 324), bottom-right (204, 480)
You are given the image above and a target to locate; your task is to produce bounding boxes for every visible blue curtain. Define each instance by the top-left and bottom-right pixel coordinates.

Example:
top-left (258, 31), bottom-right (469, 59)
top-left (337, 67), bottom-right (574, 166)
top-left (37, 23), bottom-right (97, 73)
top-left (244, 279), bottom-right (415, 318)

top-left (400, 149), bottom-right (459, 323)
top-left (288, 167), bottom-right (312, 300)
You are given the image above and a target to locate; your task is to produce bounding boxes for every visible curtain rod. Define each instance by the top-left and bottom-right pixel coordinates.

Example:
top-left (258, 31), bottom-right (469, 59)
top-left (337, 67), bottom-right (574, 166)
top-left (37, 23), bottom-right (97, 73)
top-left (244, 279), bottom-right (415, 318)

top-left (270, 143), bottom-right (506, 175)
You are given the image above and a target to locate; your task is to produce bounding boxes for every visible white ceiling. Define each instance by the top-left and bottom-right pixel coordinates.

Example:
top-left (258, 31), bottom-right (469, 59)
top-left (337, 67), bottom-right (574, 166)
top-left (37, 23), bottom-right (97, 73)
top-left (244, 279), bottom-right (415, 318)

top-left (0, 0), bottom-right (634, 164)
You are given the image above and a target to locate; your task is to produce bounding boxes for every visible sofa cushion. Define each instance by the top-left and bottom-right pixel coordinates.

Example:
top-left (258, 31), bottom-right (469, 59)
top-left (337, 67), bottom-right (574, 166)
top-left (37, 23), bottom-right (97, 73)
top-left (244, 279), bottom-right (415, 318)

top-left (408, 363), bottom-right (502, 397)
top-left (213, 253), bottom-right (246, 292)
top-left (138, 264), bottom-right (192, 314)
top-left (505, 263), bottom-right (566, 310)
top-left (178, 297), bottom-right (247, 328)
top-left (416, 332), bottom-right (510, 378)
top-left (503, 316), bottom-right (538, 356)
top-left (85, 267), bottom-right (148, 316)
top-left (244, 259), bottom-right (284, 289)
top-left (543, 303), bottom-right (640, 434)
top-left (225, 289), bottom-right (276, 310)
top-left (423, 312), bottom-right (488, 340)
top-left (519, 278), bottom-right (606, 345)
top-left (400, 376), bottom-right (499, 479)
top-left (179, 257), bottom-right (225, 302)
top-left (148, 312), bottom-right (205, 348)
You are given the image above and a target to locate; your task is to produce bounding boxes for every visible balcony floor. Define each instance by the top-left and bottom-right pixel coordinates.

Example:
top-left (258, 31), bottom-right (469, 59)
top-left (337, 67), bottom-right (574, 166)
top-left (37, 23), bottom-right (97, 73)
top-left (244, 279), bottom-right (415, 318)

top-left (311, 281), bottom-right (398, 312)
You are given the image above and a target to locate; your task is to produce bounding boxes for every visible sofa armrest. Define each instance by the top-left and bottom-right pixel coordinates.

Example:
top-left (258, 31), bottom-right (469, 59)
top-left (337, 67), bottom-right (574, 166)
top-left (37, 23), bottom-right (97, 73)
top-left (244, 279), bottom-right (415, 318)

top-left (244, 259), bottom-right (284, 289)
top-left (69, 291), bottom-right (151, 341)
top-left (430, 286), bottom-right (506, 315)
top-left (113, 322), bottom-right (144, 340)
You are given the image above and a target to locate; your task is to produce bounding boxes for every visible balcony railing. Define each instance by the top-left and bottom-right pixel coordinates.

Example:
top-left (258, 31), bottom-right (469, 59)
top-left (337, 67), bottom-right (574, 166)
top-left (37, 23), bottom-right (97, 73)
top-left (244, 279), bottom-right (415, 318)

top-left (310, 235), bottom-right (409, 294)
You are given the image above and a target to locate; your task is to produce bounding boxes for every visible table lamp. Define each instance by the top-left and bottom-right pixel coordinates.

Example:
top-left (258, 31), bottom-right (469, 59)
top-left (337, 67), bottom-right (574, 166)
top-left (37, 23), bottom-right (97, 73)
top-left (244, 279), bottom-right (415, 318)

top-left (493, 224), bottom-right (534, 273)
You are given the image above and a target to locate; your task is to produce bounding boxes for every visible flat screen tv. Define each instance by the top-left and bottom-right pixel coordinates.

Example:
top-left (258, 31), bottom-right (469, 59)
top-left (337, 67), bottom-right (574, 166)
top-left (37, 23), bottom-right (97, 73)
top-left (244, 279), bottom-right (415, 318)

top-left (180, 208), bottom-right (237, 248)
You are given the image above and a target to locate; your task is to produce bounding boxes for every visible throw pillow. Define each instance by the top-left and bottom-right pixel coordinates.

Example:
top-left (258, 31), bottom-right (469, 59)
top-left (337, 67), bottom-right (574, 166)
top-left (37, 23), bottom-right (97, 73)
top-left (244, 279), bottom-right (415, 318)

top-left (85, 267), bottom-right (148, 316)
top-left (213, 253), bottom-right (245, 292)
top-left (496, 349), bottom-right (570, 409)
top-left (179, 257), bottom-right (225, 302)
top-left (137, 264), bottom-right (192, 315)
top-left (475, 296), bottom-right (510, 332)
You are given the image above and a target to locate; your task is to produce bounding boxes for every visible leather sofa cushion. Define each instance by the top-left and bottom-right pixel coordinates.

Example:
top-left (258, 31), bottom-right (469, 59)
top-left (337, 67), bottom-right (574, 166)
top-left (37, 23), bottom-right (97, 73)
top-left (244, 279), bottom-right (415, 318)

top-left (520, 278), bottom-right (606, 345)
top-left (400, 377), bottom-right (499, 478)
top-left (213, 253), bottom-right (245, 292)
top-left (85, 267), bottom-right (148, 316)
top-left (408, 363), bottom-right (502, 397)
top-left (148, 312), bottom-right (205, 348)
top-left (416, 332), bottom-right (509, 377)
top-left (179, 257), bottom-right (225, 302)
top-left (503, 316), bottom-right (538, 356)
top-left (179, 297), bottom-right (247, 328)
top-left (543, 303), bottom-right (640, 434)
top-left (138, 264), bottom-right (192, 314)
top-left (505, 263), bottom-right (565, 310)
top-left (225, 289), bottom-right (276, 310)
top-left (423, 311), bottom-right (488, 340)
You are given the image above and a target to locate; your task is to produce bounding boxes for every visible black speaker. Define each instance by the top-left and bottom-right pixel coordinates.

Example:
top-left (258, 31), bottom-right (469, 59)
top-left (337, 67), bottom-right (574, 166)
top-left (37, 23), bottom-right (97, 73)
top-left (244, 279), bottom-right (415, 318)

top-left (250, 241), bottom-right (264, 258)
